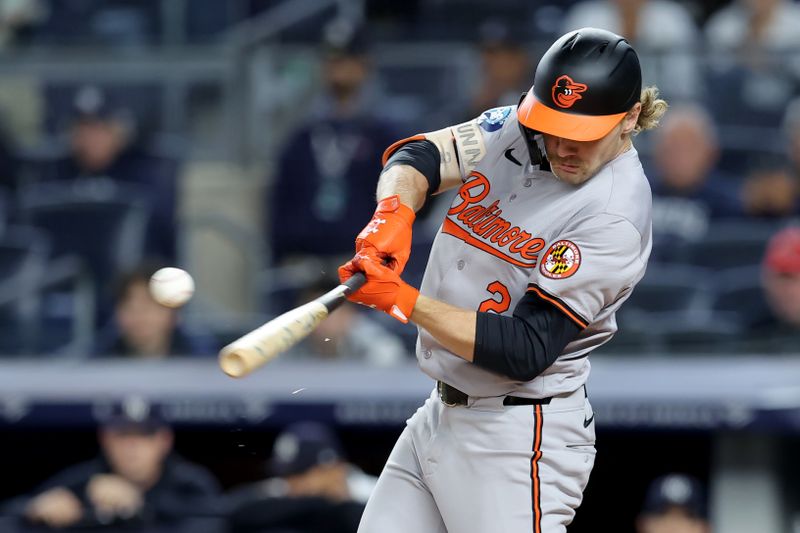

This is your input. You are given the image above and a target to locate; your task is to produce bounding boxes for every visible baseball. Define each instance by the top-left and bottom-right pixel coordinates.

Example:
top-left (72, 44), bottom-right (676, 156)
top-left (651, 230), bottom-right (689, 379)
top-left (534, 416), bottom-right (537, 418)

top-left (149, 267), bottom-right (195, 308)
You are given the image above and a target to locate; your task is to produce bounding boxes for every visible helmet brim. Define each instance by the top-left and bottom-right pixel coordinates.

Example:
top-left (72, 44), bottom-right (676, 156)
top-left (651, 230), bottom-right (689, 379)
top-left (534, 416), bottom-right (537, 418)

top-left (517, 91), bottom-right (627, 142)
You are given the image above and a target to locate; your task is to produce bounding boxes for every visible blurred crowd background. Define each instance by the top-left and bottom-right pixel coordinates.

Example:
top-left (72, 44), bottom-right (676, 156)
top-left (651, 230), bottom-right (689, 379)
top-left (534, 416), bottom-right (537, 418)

top-left (0, 0), bottom-right (798, 532)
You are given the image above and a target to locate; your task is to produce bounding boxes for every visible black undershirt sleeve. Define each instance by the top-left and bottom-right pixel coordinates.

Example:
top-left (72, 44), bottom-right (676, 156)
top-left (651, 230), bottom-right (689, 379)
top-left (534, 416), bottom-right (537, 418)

top-left (472, 291), bottom-right (584, 382)
top-left (382, 140), bottom-right (441, 196)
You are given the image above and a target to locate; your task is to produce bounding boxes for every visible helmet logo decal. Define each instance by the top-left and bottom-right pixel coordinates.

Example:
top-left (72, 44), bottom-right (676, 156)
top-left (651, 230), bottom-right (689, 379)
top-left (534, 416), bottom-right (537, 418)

top-left (551, 75), bottom-right (588, 109)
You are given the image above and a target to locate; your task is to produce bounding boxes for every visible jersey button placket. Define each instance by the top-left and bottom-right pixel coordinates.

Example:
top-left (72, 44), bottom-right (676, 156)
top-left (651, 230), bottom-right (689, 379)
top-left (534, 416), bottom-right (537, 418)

top-left (456, 260), bottom-right (465, 270)
top-left (423, 349), bottom-right (432, 359)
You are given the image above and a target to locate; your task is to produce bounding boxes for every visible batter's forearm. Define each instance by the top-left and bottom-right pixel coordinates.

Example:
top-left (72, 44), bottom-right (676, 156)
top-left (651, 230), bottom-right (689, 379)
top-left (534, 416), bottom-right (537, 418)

top-left (410, 294), bottom-right (476, 362)
top-left (377, 165), bottom-right (429, 213)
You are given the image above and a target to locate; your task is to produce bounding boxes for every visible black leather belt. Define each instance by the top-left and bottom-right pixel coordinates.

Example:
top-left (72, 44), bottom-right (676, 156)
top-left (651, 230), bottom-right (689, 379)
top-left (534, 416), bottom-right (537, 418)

top-left (437, 381), bottom-right (552, 407)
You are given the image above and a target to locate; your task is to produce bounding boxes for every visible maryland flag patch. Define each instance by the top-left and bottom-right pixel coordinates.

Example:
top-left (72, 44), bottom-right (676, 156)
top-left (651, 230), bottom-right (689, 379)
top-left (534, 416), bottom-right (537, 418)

top-left (540, 240), bottom-right (581, 279)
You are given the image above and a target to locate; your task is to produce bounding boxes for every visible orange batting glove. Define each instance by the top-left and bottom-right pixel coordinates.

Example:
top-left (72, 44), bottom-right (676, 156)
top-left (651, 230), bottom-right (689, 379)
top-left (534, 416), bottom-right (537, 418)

top-left (338, 255), bottom-right (419, 324)
top-left (353, 195), bottom-right (415, 274)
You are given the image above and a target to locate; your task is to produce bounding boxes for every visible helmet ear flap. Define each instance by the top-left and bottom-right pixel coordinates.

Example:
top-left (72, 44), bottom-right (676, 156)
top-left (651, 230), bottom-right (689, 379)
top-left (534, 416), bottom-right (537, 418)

top-left (517, 92), bottom-right (547, 168)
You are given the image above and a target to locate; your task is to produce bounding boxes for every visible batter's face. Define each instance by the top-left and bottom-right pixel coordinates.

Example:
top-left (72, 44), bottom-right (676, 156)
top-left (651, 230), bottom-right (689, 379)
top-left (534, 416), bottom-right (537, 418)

top-left (542, 103), bottom-right (641, 185)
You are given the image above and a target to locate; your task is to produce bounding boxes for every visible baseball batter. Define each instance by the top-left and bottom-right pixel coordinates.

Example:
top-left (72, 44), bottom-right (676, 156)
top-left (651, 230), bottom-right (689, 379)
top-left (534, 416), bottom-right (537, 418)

top-left (339, 28), bottom-right (667, 532)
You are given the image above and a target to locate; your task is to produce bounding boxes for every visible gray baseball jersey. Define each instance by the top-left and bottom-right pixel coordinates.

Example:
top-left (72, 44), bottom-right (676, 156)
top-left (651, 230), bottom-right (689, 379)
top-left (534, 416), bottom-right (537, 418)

top-left (357, 105), bottom-right (652, 533)
top-left (416, 105), bottom-right (652, 398)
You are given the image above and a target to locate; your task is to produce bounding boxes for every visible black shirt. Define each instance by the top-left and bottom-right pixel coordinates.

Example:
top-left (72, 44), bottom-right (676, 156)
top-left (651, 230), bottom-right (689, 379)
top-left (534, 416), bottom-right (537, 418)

top-left (5, 454), bottom-right (224, 533)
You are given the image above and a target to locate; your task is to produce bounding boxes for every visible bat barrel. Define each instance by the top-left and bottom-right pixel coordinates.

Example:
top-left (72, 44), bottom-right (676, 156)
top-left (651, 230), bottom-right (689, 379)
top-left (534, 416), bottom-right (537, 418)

top-left (217, 273), bottom-right (367, 378)
top-left (218, 301), bottom-right (329, 378)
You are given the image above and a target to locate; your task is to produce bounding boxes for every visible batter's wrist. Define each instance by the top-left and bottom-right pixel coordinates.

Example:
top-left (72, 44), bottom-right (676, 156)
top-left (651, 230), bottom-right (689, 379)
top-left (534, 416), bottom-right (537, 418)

top-left (390, 282), bottom-right (419, 323)
top-left (376, 195), bottom-right (416, 224)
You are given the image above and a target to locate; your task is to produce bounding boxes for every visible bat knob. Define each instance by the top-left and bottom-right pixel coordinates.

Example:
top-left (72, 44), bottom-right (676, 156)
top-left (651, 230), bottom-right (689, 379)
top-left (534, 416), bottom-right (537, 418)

top-left (219, 350), bottom-right (248, 378)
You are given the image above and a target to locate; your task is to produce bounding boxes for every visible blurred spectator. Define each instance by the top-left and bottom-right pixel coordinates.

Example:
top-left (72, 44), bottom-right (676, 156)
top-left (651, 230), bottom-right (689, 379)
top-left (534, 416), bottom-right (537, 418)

top-left (561, 0), bottom-right (700, 99)
top-left (704, 0), bottom-right (800, 131)
top-left (267, 19), bottom-right (403, 269)
top-left (755, 227), bottom-right (800, 348)
top-left (636, 473), bottom-right (710, 533)
top-left (5, 398), bottom-right (223, 532)
top-left (741, 161), bottom-right (799, 218)
top-left (465, 18), bottom-right (531, 119)
top-left (94, 263), bottom-right (215, 358)
top-left (648, 104), bottom-right (742, 245)
top-left (0, 0), bottom-right (46, 49)
top-left (705, 0), bottom-right (800, 58)
top-left (42, 85), bottom-right (179, 261)
top-left (268, 422), bottom-right (376, 504)
top-left (782, 97), bottom-right (800, 178)
top-left (227, 422), bottom-right (372, 533)
top-left (290, 276), bottom-right (408, 365)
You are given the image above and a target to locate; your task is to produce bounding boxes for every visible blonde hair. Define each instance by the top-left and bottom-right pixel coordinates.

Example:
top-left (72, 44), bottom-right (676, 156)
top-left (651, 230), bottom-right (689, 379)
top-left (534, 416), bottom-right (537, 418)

top-left (633, 86), bottom-right (668, 135)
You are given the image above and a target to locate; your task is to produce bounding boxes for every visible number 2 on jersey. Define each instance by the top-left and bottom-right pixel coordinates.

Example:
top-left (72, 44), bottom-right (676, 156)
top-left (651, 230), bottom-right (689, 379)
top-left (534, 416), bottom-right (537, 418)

top-left (478, 281), bottom-right (511, 314)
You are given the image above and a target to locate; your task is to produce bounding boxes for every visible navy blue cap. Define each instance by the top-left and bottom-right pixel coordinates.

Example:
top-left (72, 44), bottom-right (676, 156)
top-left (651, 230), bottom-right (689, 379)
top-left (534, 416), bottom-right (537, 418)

top-left (97, 396), bottom-right (167, 433)
top-left (72, 85), bottom-right (115, 119)
top-left (70, 84), bottom-right (134, 125)
top-left (269, 422), bottom-right (344, 476)
top-left (321, 18), bottom-right (369, 57)
top-left (642, 474), bottom-right (708, 519)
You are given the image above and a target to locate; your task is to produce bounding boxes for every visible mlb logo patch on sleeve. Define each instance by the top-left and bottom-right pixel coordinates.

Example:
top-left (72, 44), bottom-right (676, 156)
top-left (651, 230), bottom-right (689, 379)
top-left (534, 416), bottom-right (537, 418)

top-left (478, 106), bottom-right (512, 132)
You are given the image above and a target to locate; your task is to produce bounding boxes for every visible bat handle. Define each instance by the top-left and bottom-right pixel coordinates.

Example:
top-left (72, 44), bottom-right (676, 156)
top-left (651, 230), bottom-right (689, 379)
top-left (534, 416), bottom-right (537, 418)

top-left (316, 272), bottom-right (366, 312)
top-left (342, 272), bottom-right (366, 294)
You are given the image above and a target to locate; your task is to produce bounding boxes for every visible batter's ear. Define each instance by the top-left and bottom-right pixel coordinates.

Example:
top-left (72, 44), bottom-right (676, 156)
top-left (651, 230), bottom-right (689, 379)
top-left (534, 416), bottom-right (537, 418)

top-left (622, 102), bottom-right (642, 135)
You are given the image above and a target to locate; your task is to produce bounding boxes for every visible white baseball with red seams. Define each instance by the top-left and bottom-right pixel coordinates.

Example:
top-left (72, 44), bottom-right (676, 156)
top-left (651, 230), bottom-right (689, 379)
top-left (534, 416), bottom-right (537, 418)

top-left (149, 267), bottom-right (195, 308)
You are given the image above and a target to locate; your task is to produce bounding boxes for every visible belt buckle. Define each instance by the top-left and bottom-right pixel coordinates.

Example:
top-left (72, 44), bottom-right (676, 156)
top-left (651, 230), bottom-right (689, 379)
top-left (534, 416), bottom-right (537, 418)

top-left (438, 381), bottom-right (459, 407)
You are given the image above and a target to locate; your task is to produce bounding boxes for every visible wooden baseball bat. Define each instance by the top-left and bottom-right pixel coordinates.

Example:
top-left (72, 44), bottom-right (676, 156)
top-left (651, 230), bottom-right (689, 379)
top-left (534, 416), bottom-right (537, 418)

top-left (219, 273), bottom-right (366, 378)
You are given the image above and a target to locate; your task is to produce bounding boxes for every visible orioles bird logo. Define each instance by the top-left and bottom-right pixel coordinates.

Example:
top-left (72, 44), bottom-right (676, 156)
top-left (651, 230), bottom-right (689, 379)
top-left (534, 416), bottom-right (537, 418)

top-left (551, 75), bottom-right (588, 109)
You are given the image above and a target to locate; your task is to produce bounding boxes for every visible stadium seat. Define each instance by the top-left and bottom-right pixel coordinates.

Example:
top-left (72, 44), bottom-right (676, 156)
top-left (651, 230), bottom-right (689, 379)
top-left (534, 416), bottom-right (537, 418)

top-left (659, 322), bottom-right (745, 354)
top-left (677, 220), bottom-right (781, 271)
top-left (615, 309), bottom-right (743, 356)
top-left (0, 225), bottom-right (98, 356)
top-left (622, 263), bottom-right (713, 315)
top-left (0, 226), bottom-right (50, 354)
top-left (706, 62), bottom-right (791, 137)
top-left (594, 327), bottom-right (662, 356)
top-left (16, 179), bottom-right (151, 314)
top-left (710, 266), bottom-right (773, 329)
top-left (614, 263), bottom-right (747, 354)
top-left (0, 188), bottom-right (7, 235)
